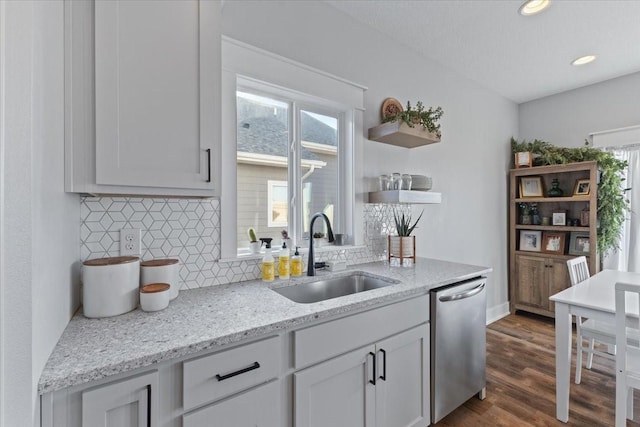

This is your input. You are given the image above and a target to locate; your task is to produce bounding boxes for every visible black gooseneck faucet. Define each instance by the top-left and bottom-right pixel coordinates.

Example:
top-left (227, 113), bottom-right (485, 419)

top-left (307, 212), bottom-right (335, 276)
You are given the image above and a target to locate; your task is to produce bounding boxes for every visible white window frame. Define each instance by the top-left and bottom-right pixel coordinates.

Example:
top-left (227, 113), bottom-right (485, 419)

top-left (267, 179), bottom-right (288, 228)
top-left (221, 37), bottom-right (366, 260)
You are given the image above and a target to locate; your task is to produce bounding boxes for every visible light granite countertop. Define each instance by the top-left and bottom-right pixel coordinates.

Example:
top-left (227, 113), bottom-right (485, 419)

top-left (38, 258), bottom-right (491, 394)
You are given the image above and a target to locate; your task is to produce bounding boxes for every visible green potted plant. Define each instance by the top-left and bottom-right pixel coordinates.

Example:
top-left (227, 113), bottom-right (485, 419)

top-left (382, 101), bottom-right (444, 138)
top-left (389, 209), bottom-right (423, 265)
top-left (312, 231), bottom-right (325, 247)
top-left (248, 227), bottom-right (260, 254)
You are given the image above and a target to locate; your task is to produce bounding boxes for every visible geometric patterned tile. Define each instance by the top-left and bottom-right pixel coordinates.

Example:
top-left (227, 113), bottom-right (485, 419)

top-left (81, 196), bottom-right (396, 292)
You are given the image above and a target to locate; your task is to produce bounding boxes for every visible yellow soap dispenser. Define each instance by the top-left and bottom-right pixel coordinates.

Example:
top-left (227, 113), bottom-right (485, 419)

top-left (291, 246), bottom-right (303, 277)
top-left (261, 239), bottom-right (275, 282)
top-left (278, 241), bottom-right (290, 279)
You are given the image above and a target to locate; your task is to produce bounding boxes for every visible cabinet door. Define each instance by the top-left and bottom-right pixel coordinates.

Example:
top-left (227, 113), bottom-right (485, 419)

top-left (183, 381), bottom-right (279, 427)
top-left (294, 345), bottom-right (375, 427)
top-left (375, 325), bottom-right (430, 427)
top-left (515, 254), bottom-right (549, 310)
top-left (547, 257), bottom-right (570, 311)
top-left (82, 371), bottom-right (158, 427)
top-left (94, 0), bottom-right (219, 190)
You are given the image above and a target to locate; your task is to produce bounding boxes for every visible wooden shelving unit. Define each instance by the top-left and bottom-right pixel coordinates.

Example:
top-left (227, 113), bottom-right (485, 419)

top-left (509, 161), bottom-right (598, 318)
top-left (367, 122), bottom-right (440, 148)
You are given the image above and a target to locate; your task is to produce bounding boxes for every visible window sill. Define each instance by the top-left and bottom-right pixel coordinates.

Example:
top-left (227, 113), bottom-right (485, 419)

top-left (221, 244), bottom-right (365, 263)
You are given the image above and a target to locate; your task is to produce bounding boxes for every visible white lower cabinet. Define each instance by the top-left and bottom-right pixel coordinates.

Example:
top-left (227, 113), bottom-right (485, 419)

top-left (41, 295), bottom-right (431, 427)
top-left (294, 325), bottom-right (429, 427)
top-left (81, 371), bottom-right (158, 427)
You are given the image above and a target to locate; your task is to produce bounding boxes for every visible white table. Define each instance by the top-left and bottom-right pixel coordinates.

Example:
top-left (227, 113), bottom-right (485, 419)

top-left (549, 269), bottom-right (640, 422)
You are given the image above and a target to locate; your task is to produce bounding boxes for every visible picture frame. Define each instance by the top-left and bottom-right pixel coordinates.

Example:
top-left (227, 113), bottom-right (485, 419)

top-left (552, 210), bottom-right (567, 226)
top-left (542, 232), bottom-right (566, 254)
top-left (573, 179), bottom-right (591, 196)
top-left (569, 232), bottom-right (591, 256)
top-left (519, 230), bottom-right (542, 252)
top-left (519, 176), bottom-right (544, 198)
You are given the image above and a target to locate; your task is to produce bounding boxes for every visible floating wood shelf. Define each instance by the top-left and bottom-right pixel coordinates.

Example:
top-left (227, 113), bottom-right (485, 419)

top-left (368, 190), bottom-right (441, 204)
top-left (368, 122), bottom-right (441, 148)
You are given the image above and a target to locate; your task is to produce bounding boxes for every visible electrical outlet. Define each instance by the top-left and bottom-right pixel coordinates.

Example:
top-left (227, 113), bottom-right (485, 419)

top-left (120, 228), bottom-right (141, 256)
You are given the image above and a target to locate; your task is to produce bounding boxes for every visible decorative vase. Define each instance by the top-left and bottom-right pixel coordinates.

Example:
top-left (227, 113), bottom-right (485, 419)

top-left (388, 235), bottom-right (415, 266)
top-left (547, 178), bottom-right (564, 197)
top-left (521, 215), bottom-right (532, 225)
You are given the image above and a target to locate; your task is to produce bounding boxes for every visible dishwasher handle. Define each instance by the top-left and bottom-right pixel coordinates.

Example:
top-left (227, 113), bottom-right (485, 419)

top-left (438, 282), bottom-right (485, 302)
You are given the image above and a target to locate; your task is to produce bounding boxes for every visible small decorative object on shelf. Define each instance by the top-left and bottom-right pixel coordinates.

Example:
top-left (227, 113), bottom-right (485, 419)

top-left (382, 101), bottom-right (444, 137)
top-left (519, 176), bottom-right (544, 197)
top-left (515, 152), bottom-right (533, 168)
top-left (580, 209), bottom-right (590, 226)
top-left (248, 227), bottom-right (260, 254)
top-left (542, 231), bottom-right (566, 254)
top-left (519, 230), bottom-right (542, 252)
top-left (519, 203), bottom-right (532, 225)
top-left (573, 179), bottom-right (590, 196)
top-left (552, 210), bottom-right (567, 226)
top-left (388, 209), bottom-right (423, 266)
top-left (547, 178), bottom-right (564, 197)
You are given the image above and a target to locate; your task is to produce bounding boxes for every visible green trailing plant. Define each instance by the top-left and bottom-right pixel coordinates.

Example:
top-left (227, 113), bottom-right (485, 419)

top-left (393, 209), bottom-right (424, 236)
top-left (247, 227), bottom-right (257, 243)
top-left (511, 137), bottom-right (629, 254)
top-left (382, 101), bottom-right (444, 138)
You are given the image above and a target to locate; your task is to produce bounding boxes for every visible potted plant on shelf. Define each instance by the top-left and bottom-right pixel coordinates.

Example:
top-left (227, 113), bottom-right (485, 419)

top-left (248, 227), bottom-right (260, 254)
top-left (313, 232), bottom-right (325, 248)
top-left (382, 101), bottom-right (444, 138)
top-left (389, 209), bottom-right (423, 265)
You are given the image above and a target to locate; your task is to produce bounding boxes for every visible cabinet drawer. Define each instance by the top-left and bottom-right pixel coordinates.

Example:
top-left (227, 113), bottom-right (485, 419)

top-left (294, 295), bottom-right (429, 369)
top-left (183, 336), bottom-right (280, 411)
top-left (183, 381), bottom-right (280, 427)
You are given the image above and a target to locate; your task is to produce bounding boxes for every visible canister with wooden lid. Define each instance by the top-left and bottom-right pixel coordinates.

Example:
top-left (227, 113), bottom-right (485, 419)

top-left (82, 256), bottom-right (140, 318)
top-left (140, 259), bottom-right (180, 300)
top-left (139, 283), bottom-right (171, 312)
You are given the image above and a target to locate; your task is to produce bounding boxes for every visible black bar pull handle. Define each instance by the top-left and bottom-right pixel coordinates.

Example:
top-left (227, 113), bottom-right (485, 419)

top-left (215, 361), bottom-right (260, 381)
top-left (379, 349), bottom-right (387, 381)
top-left (368, 351), bottom-right (376, 385)
top-left (206, 148), bottom-right (211, 183)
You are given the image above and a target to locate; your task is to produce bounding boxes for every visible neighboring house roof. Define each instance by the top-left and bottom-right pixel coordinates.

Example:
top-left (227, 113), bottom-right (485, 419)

top-left (237, 116), bottom-right (320, 161)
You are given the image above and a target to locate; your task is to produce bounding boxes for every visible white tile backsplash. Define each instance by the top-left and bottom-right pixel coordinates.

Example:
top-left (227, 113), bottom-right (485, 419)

top-left (80, 196), bottom-right (407, 291)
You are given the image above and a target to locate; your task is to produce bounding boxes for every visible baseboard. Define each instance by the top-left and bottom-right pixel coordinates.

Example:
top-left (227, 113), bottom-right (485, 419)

top-left (486, 302), bottom-right (510, 325)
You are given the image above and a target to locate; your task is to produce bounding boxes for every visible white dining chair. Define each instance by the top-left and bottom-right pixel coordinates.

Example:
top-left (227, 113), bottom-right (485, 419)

top-left (614, 281), bottom-right (640, 427)
top-left (567, 256), bottom-right (616, 384)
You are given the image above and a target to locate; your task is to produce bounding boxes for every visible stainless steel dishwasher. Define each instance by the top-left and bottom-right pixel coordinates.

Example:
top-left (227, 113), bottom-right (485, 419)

top-left (430, 276), bottom-right (487, 423)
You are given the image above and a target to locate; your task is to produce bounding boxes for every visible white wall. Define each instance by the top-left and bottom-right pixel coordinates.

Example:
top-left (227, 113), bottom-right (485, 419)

top-left (0, 1), bottom-right (80, 425)
top-left (222, 1), bottom-right (518, 317)
top-left (520, 71), bottom-right (640, 147)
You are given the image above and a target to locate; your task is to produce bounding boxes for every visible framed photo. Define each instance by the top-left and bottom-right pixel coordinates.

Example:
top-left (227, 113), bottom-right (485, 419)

top-left (519, 230), bottom-right (542, 252)
top-left (569, 232), bottom-right (591, 256)
top-left (519, 176), bottom-right (544, 198)
top-left (552, 211), bottom-right (567, 226)
top-left (573, 179), bottom-right (591, 196)
top-left (542, 232), bottom-right (566, 254)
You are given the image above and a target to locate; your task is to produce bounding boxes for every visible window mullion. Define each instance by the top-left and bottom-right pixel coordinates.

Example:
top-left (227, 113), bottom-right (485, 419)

top-left (290, 102), bottom-right (300, 247)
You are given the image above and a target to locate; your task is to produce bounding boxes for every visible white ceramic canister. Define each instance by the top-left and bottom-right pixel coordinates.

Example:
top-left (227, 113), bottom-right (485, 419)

top-left (140, 259), bottom-right (180, 300)
top-left (82, 256), bottom-right (140, 318)
top-left (139, 283), bottom-right (171, 312)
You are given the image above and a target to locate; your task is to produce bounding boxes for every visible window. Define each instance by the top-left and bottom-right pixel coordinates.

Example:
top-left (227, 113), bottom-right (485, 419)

top-left (236, 84), bottom-right (345, 254)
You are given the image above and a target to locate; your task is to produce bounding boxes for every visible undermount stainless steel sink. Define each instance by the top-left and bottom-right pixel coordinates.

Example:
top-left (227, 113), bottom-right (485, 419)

top-left (272, 273), bottom-right (398, 304)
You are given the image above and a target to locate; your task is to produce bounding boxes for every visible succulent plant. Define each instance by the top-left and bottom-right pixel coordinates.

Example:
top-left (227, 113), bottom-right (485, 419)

top-left (393, 209), bottom-right (424, 236)
top-left (248, 227), bottom-right (257, 243)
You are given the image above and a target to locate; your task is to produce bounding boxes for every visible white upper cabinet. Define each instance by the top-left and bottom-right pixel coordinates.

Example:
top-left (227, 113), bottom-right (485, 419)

top-left (65, 0), bottom-right (221, 196)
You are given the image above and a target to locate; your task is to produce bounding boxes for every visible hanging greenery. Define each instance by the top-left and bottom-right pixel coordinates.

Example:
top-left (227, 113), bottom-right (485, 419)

top-left (511, 137), bottom-right (629, 255)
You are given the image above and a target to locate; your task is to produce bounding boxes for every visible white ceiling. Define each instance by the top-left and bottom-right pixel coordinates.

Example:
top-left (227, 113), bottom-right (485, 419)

top-left (326, 0), bottom-right (640, 104)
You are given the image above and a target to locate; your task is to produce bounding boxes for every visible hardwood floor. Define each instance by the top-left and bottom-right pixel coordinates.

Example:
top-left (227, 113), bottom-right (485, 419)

top-left (436, 312), bottom-right (640, 426)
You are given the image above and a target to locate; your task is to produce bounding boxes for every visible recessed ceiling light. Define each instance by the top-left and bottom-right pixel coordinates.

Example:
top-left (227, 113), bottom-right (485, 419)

top-left (519, 0), bottom-right (551, 16)
top-left (571, 55), bottom-right (597, 66)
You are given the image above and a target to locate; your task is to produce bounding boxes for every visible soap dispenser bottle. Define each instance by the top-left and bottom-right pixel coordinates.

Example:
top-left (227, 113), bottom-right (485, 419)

top-left (261, 239), bottom-right (275, 282)
top-left (278, 241), bottom-right (290, 279)
top-left (291, 246), bottom-right (303, 277)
